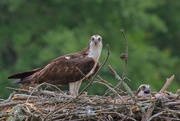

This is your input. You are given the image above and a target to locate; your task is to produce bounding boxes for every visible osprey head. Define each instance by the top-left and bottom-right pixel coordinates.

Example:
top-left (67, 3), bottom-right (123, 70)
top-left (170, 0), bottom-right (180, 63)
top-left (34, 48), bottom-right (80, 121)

top-left (139, 84), bottom-right (150, 94)
top-left (89, 35), bottom-right (102, 47)
top-left (88, 35), bottom-right (103, 60)
top-left (136, 84), bottom-right (151, 97)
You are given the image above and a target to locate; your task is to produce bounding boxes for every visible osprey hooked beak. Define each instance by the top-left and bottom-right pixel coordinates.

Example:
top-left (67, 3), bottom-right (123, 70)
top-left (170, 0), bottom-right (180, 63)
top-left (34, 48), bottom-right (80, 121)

top-left (140, 84), bottom-right (150, 94)
top-left (136, 84), bottom-right (151, 97)
top-left (144, 86), bottom-right (150, 94)
top-left (90, 35), bottom-right (102, 46)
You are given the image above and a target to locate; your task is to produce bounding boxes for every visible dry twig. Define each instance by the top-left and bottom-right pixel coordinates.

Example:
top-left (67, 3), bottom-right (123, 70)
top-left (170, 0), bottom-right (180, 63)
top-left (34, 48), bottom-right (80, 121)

top-left (159, 75), bottom-right (175, 93)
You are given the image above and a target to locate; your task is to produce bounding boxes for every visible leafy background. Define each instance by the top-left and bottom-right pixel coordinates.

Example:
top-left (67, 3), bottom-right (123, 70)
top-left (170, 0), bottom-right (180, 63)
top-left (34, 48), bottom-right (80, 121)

top-left (0, 0), bottom-right (179, 98)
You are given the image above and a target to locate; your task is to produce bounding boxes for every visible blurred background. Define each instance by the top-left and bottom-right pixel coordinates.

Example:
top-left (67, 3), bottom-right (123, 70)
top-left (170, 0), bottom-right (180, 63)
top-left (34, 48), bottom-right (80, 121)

top-left (0, 0), bottom-right (179, 98)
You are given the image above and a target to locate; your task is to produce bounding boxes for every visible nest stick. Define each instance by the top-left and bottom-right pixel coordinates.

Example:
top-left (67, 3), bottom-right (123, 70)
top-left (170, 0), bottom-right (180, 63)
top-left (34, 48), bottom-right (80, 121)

top-left (0, 112), bottom-right (12, 118)
top-left (97, 75), bottom-right (115, 88)
top-left (142, 101), bottom-right (155, 121)
top-left (108, 65), bottom-right (146, 114)
top-left (93, 81), bottom-right (122, 100)
top-left (148, 110), bottom-right (166, 121)
top-left (6, 87), bottom-right (29, 92)
top-left (0, 91), bottom-right (15, 103)
top-left (159, 75), bottom-right (174, 93)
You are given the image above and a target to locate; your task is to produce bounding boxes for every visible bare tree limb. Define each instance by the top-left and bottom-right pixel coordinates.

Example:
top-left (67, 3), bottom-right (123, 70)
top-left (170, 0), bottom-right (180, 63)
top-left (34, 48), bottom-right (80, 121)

top-left (120, 29), bottom-right (128, 81)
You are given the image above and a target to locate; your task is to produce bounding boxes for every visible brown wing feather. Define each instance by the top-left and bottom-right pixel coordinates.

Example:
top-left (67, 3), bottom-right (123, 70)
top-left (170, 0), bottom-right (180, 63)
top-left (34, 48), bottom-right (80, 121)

top-left (30, 56), bottom-right (95, 85)
top-left (8, 67), bottom-right (43, 79)
top-left (8, 47), bottom-right (95, 85)
top-left (8, 48), bottom-right (88, 84)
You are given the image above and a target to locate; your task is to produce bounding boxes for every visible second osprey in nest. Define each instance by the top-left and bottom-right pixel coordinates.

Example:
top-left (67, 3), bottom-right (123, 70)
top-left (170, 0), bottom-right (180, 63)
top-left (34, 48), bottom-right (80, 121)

top-left (8, 35), bottom-right (103, 96)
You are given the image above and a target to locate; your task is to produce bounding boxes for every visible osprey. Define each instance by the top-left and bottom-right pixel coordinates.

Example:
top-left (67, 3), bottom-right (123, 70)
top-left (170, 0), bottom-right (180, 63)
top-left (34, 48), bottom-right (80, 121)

top-left (136, 84), bottom-right (151, 98)
top-left (8, 35), bottom-right (103, 96)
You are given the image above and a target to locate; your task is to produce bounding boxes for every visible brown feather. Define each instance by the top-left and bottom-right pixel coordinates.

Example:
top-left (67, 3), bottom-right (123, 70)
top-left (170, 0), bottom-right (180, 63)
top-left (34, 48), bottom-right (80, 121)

top-left (31, 56), bottom-right (96, 85)
top-left (8, 67), bottom-right (43, 79)
top-left (8, 47), bottom-right (99, 85)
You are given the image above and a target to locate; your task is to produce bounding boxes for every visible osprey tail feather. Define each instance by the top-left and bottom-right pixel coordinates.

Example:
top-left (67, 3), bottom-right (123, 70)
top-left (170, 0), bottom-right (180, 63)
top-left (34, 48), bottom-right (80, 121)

top-left (8, 67), bottom-right (43, 84)
top-left (13, 78), bottom-right (31, 84)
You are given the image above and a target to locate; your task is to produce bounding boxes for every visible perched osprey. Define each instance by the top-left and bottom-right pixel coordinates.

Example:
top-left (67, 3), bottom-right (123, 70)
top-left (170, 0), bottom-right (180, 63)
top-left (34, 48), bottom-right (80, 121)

top-left (136, 84), bottom-right (151, 98)
top-left (8, 35), bottom-right (103, 96)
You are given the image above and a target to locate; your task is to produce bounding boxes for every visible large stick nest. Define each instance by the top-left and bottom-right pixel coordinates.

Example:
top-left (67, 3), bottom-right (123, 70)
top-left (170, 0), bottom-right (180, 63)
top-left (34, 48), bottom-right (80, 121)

top-left (1, 30), bottom-right (180, 121)
top-left (0, 76), bottom-right (179, 121)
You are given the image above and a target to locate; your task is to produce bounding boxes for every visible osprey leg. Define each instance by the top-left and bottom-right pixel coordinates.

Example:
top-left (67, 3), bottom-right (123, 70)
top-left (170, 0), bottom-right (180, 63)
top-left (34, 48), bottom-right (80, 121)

top-left (69, 80), bottom-right (82, 96)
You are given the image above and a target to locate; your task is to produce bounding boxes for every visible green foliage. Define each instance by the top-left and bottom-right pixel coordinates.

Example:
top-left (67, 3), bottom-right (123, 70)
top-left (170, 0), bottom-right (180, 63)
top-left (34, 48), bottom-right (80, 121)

top-left (0, 0), bottom-right (179, 98)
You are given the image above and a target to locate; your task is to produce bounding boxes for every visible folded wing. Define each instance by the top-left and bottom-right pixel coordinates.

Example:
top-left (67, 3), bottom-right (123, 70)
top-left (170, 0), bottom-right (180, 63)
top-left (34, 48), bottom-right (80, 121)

top-left (8, 55), bottom-right (99, 85)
